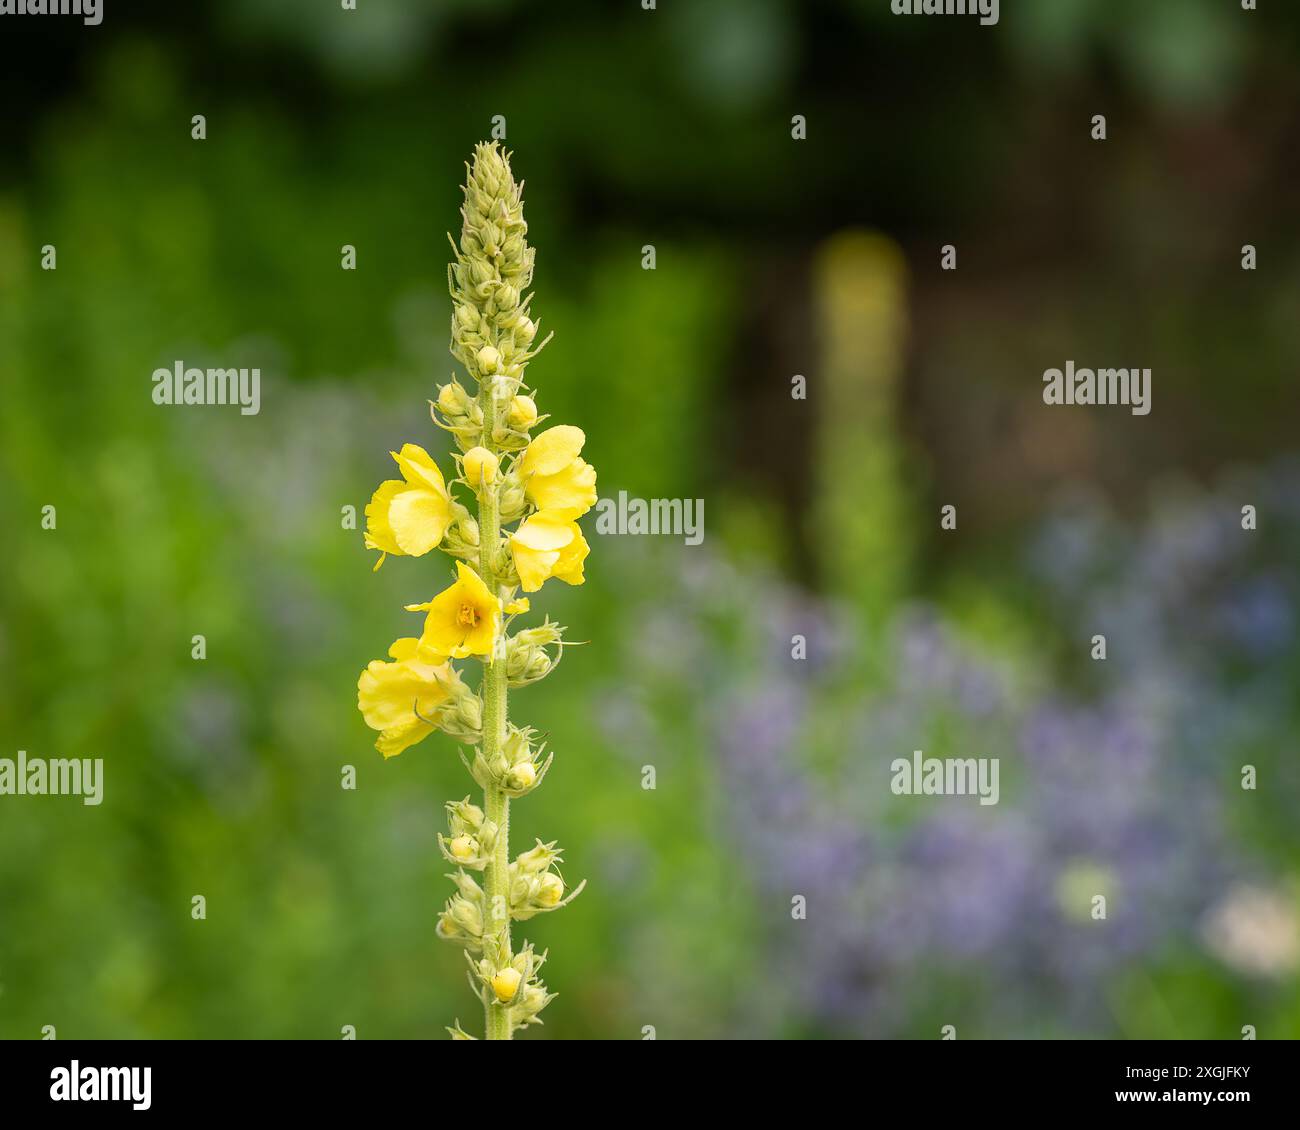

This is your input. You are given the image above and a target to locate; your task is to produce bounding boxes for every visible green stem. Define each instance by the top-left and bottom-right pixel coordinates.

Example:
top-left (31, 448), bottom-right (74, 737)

top-left (479, 380), bottom-right (512, 1041)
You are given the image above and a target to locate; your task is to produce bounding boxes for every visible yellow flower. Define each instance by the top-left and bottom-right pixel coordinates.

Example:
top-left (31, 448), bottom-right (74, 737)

top-left (406, 560), bottom-right (501, 659)
top-left (509, 512), bottom-right (590, 592)
top-left (357, 637), bottom-right (462, 759)
top-left (518, 425), bottom-right (597, 519)
top-left (364, 444), bottom-right (454, 570)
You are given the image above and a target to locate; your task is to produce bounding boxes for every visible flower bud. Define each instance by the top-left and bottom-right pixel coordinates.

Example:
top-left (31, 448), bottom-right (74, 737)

top-left (476, 345), bottom-right (501, 374)
top-left (506, 639), bottom-right (554, 684)
top-left (448, 869), bottom-right (482, 901)
top-left (509, 872), bottom-right (532, 905)
top-left (519, 984), bottom-right (549, 1015)
top-left (454, 693), bottom-right (482, 734)
top-left (515, 623), bottom-right (564, 649)
top-left (436, 913), bottom-right (462, 940)
top-left (435, 681), bottom-right (482, 744)
top-left (449, 836), bottom-right (477, 862)
top-left (504, 621), bottom-right (565, 687)
top-left (515, 840), bottom-right (560, 874)
top-left (447, 797), bottom-right (484, 832)
top-left (462, 446), bottom-right (499, 487)
top-left (438, 380), bottom-right (473, 419)
top-left (451, 900), bottom-right (482, 936)
top-left (507, 395), bottom-right (538, 429)
top-left (491, 967), bottom-right (522, 1003)
top-left (497, 473), bottom-right (527, 520)
top-left (507, 762), bottom-right (537, 791)
top-left (535, 873), bottom-right (564, 907)
top-left (503, 727), bottom-right (532, 763)
top-left (455, 304), bottom-right (479, 330)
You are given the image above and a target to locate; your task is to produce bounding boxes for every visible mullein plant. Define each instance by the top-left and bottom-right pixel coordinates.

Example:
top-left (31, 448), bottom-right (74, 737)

top-left (356, 142), bottom-right (594, 1040)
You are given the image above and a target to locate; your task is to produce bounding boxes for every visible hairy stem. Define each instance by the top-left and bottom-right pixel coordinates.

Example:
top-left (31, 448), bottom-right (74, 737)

top-left (479, 380), bottom-right (512, 1041)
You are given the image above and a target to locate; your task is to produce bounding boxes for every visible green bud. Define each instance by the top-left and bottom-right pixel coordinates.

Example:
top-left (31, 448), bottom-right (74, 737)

top-left (506, 762), bottom-right (536, 791)
top-left (446, 797), bottom-right (484, 832)
top-left (504, 621), bottom-right (566, 688)
top-left (505, 638), bottom-right (554, 685)
top-left (497, 471), bottom-right (527, 518)
top-left (449, 142), bottom-right (539, 391)
top-left (448, 835), bottom-right (478, 863)
top-left (518, 984), bottom-right (550, 1016)
top-left (534, 873), bottom-right (564, 907)
top-left (434, 678), bottom-right (482, 744)
top-left (438, 892), bottom-right (484, 948)
top-left (515, 840), bottom-right (561, 874)
top-left (448, 869), bottom-right (483, 901)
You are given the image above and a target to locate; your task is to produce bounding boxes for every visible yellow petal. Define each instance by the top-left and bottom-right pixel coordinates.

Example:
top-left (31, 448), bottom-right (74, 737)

top-left (392, 443), bottom-right (448, 494)
top-left (453, 560), bottom-right (495, 605)
top-left (376, 718), bottom-right (436, 759)
top-left (513, 513), bottom-right (576, 552)
top-left (364, 479), bottom-right (406, 558)
top-left (520, 425), bottom-right (585, 477)
top-left (387, 637), bottom-right (421, 661)
top-left (358, 662), bottom-right (423, 732)
top-left (417, 639), bottom-right (460, 669)
top-left (357, 650), bottom-right (457, 732)
top-left (388, 488), bottom-right (453, 557)
top-left (552, 526), bottom-right (590, 586)
top-left (505, 597), bottom-right (530, 615)
top-left (459, 615), bottom-right (498, 658)
top-left (524, 458), bottom-right (597, 519)
top-left (512, 543), bottom-right (560, 593)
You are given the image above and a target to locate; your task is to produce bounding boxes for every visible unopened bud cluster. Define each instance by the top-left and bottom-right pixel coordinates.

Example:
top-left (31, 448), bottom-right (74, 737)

top-left (437, 796), bottom-right (499, 870)
top-left (469, 942), bottom-right (555, 1034)
top-left (464, 724), bottom-right (552, 797)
